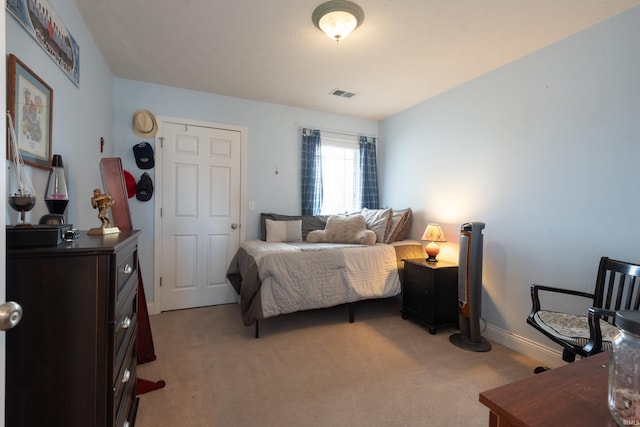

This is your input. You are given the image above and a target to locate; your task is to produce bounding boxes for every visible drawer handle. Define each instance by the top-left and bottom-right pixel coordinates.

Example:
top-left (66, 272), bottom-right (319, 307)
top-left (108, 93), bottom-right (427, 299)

top-left (122, 368), bottom-right (131, 383)
top-left (121, 316), bottom-right (131, 330)
top-left (122, 264), bottom-right (133, 274)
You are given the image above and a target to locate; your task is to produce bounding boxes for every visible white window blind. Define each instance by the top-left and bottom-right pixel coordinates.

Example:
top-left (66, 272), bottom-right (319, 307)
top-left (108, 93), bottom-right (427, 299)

top-left (319, 133), bottom-right (360, 215)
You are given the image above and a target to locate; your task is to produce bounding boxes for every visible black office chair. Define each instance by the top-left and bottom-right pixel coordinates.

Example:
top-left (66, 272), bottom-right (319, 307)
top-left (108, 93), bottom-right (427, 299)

top-left (527, 256), bottom-right (640, 366)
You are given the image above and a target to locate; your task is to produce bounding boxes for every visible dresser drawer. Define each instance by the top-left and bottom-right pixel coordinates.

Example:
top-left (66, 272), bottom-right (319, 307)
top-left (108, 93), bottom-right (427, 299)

top-left (115, 270), bottom-right (137, 325)
top-left (113, 329), bottom-right (137, 427)
top-left (116, 240), bottom-right (138, 302)
top-left (113, 280), bottom-right (137, 381)
top-left (405, 262), bottom-right (434, 287)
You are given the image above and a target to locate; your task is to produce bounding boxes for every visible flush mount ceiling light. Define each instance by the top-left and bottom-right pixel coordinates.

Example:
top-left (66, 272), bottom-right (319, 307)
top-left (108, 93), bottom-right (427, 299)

top-left (312, 0), bottom-right (364, 42)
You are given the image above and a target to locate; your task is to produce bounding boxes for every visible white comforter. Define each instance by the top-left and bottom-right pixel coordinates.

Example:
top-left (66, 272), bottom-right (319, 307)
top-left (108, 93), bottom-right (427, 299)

top-left (240, 240), bottom-right (402, 319)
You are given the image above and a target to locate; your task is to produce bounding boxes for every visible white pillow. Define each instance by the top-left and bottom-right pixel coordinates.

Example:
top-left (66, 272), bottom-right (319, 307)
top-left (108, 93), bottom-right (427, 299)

top-left (361, 208), bottom-right (392, 243)
top-left (265, 219), bottom-right (302, 242)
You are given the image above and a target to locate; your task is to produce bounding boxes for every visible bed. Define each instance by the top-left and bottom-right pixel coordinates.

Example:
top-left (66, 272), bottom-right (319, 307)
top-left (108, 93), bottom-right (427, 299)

top-left (226, 209), bottom-right (424, 337)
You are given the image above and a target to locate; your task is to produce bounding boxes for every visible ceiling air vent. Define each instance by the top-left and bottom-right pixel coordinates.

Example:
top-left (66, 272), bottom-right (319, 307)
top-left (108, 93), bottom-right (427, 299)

top-left (330, 89), bottom-right (356, 98)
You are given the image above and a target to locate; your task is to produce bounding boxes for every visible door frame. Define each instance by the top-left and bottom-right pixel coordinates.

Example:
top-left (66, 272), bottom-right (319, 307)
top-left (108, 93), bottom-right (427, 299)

top-left (152, 116), bottom-right (247, 314)
top-left (1, 8), bottom-right (7, 422)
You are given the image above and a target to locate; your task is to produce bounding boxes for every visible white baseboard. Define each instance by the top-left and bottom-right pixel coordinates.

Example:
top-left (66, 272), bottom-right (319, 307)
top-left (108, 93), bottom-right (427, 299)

top-left (483, 323), bottom-right (565, 369)
top-left (146, 301), bottom-right (158, 316)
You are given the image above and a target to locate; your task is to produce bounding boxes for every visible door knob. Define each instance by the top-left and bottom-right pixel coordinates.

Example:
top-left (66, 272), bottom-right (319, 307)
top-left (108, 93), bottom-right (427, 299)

top-left (231, 223), bottom-right (238, 230)
top-left (0, 301), bottom-right (23, 331)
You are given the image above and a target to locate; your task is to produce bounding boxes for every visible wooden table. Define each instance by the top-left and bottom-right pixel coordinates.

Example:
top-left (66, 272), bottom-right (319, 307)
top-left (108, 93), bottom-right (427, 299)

top-left (479, 352), bottom-right (617, 427)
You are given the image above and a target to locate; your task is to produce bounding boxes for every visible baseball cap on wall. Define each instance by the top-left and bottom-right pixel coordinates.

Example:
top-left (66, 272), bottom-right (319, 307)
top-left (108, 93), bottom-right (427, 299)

top-left (133, 142), bottom-right (155, 169)
top-left (136, 172), bottom-right (154, 202)
top-left (123, 170), bottom-right (137, 199)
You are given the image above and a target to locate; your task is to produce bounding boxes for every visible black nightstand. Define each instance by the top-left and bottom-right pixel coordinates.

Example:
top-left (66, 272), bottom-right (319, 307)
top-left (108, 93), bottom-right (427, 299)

top-left (401, 258), bottom-right (459, 334)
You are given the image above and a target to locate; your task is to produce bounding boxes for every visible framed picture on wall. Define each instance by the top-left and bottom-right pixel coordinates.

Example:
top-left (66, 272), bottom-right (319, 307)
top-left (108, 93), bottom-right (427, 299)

top-left (7, 54), bottom-right (53, 169)
top-left (6, 0), bottom-right (80, 86)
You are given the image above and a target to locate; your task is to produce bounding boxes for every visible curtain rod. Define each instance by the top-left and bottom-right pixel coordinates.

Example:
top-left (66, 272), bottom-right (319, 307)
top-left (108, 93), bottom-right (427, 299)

top-left (299, 126), bottom-right (377, 139)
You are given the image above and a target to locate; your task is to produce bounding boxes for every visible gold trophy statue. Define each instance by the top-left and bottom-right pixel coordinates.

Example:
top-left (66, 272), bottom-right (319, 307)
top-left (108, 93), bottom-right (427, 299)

top-left (87, 189), bottom-right (120, 235)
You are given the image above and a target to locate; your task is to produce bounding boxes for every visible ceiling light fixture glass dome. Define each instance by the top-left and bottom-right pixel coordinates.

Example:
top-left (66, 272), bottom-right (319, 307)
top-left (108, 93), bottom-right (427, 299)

top-left (312, 1), bottom-right (364, 42)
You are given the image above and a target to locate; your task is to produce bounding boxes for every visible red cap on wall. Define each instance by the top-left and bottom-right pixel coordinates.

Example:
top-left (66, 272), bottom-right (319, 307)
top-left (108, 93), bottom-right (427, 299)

top-left (124, 170), bottom-right (137, 199)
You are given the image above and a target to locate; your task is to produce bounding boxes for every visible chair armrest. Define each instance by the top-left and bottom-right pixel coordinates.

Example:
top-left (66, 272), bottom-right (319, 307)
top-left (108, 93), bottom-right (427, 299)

top-left (583, 307), bottom-right (618, 355)
top-left (528, 284), bottom-right (595, 321)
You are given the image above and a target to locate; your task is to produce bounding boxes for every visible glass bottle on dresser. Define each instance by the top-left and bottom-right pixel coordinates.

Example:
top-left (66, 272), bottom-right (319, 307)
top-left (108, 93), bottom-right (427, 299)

top-left (609, 310), bottom-right (640, 426)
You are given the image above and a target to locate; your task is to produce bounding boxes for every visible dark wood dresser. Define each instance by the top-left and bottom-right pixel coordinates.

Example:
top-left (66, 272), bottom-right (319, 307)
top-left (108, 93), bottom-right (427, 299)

top-left (479, 351), bottom-right (615, 426)
top-left (6, 230), bottom-right (141, 427)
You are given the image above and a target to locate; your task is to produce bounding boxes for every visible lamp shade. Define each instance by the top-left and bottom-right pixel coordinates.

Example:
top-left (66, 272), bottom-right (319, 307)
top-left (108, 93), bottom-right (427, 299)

top-left (422, 223), bottom-right (446, 262)
top-left (421, 224), bottom-right (446, 242)
top-left (312, 1), bottom-right (364, 42)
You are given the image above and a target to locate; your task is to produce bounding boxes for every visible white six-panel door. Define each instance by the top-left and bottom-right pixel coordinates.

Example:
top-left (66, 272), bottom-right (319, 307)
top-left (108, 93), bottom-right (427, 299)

top-left (158, 120), bottom-right (242, 311)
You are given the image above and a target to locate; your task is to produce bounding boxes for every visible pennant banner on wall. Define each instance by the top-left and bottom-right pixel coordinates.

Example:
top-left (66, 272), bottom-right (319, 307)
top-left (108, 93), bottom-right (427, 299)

top-left (6, 0), bottom-right (80, 87)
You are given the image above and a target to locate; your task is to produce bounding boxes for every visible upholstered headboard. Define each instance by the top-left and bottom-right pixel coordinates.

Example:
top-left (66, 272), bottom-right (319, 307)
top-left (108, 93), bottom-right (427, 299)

top-left (260, 213), bottom-right (330, 241)
top-left (260, 208), bottom-right (413, 243)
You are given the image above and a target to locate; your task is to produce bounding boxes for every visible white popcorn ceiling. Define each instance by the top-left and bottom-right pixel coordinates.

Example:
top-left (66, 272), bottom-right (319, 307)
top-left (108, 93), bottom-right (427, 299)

top-left (72, 0), bottom-right (640, 120)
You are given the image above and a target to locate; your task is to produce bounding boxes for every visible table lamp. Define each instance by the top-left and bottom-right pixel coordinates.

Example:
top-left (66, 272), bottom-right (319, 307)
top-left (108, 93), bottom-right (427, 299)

top-left (38, 154), bottom-right (69, 225)
top-left (44, 154), bottom-right (69, 215)
top-left (422, 223), bottom-right (446, 262)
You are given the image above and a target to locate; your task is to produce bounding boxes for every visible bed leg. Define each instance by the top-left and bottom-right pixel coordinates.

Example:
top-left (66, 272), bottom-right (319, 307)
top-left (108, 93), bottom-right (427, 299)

top-left (349, 303), bottom-right (354, 323)
top-left (255, 320), bottom-right (260, 339)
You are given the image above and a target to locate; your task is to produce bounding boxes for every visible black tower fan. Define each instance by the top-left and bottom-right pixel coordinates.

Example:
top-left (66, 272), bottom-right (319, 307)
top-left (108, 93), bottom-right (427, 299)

top-left (450, 222), bottom-right (491, 352)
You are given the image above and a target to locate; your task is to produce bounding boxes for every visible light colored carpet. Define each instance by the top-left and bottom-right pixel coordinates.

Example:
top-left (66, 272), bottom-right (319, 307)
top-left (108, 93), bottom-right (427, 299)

top-left (136, 298), bottom-right (541, 427)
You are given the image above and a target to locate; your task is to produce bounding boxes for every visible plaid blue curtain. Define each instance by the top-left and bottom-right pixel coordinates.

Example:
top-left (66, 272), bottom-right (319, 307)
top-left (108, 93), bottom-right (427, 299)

top-left (359, 136), bottom-right (379, 209)
top-left (301, 128), bottom-right (323, 215)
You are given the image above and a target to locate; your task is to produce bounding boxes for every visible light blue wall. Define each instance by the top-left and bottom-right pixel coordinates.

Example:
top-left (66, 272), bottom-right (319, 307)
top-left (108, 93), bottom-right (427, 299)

top-left (379, 6), bottom-right (640, 351)
top-left (6, 0), bottom-right (377, 305)
top-left (113, 79), bottom-right (378, 302)
top-left (7, 0), bottom-right (640, 358)
top-left (5, 0), bottom-right (114, 229)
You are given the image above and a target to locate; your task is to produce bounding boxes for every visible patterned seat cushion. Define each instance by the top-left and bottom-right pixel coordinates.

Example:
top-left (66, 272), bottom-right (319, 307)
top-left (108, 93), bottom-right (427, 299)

top-left (534, 310), bottom-right (619, 350)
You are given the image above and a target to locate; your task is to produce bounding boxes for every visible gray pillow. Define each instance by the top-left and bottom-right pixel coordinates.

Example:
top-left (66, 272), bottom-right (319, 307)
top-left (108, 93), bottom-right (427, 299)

top-left (393, 208), bottom-right (413, 241)
top-left (385, 208), bottom-right (413, 243)
top-left (260, 213), bottom-right (329, 241)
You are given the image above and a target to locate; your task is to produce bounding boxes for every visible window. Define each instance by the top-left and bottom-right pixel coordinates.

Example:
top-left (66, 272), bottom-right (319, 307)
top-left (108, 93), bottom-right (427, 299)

top-left (319, 134), bottom-right (361, 214)
top-left (301, 128), bottom-right (379, 215)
